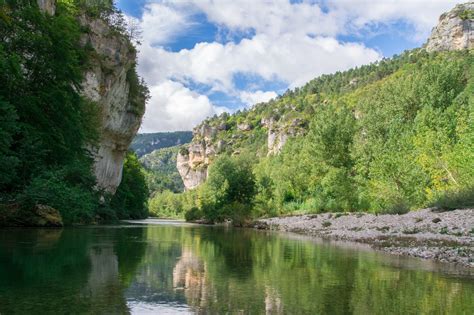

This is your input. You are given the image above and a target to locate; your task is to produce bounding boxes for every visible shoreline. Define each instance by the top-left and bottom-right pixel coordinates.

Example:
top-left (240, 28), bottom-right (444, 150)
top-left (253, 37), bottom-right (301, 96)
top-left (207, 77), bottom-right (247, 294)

top-left (254, 208), bottom-right (474, 268)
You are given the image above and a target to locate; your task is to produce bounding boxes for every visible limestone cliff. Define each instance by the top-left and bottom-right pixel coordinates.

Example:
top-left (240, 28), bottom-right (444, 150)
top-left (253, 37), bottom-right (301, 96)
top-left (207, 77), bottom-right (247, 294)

top-left (38, 0), bottom-right (145, 194)
top-left (79, 15), bottom-right (145, 194)
top-left (176, 125), bottom-right (221, 190)
top-left (264, 116), bottom-right (306, 156)
top-left (177, 110), bottom-right (306, 190)
top-left (425, 2), bottom-right (473, 52)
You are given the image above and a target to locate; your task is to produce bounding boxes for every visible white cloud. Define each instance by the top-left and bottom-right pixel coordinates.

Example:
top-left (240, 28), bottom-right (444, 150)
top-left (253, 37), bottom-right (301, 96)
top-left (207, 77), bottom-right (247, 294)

top-left (326, 0), bottom-right (460, 41)
top-left (138, 33), bottom-right (381, 92)
top-left (139, 80), bottom-right (226, 132)
top-left (188, 0), bottom-right (341, 37)
top-left (139, 2), bottom-right (195, 46)
top-left (240, 90), bottom-right (278, 106)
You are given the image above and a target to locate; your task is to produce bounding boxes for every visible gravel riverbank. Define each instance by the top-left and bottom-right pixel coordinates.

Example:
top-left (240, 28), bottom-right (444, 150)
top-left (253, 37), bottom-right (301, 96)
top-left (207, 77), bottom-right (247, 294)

top-left (255, 208), bottom-right (474, 267)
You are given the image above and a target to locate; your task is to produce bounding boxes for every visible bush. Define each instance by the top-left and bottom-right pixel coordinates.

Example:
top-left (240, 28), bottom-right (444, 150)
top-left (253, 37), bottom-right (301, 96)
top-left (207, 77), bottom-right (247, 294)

top-left (225, 202), bottom-right (253, 227)
top-left (199, 155), bottom-right (257, 224)
top-left (380, 198), bottom-right (410, 215)
top-left (18, 166), bottom-right (98, 224)
top-left (432, 187), bottom-right (474, 211)
top-left (184, 207), bottom-right (203, 222)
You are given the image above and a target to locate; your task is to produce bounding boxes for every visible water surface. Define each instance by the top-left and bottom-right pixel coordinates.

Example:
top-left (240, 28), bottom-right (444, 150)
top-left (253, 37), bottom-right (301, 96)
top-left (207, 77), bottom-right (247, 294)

top-left (0, 221), bottom-right (473, 314)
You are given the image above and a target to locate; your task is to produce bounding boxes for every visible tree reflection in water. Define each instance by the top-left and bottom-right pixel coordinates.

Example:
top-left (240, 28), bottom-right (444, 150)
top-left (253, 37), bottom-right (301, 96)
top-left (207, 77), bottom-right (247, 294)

top-left (0, 224), bottom-right (473, 314)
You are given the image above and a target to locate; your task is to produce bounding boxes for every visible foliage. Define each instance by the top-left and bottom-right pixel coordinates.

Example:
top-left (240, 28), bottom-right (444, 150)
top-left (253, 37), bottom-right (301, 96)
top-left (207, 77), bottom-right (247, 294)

top-left (17, 162), bottom-right (98, 224)
top-left (431, 187), bottom-right (474, 211)
top-left (0, 1), bottom-right (99, 219)
top-left (184, 206), bottom-right (203, 221)
top-left (149, 189), bottom-right (198, 219)
top-left (140, 146), bottom-right (185, 194)
top-left (198, 155), bottom-right (256, 223)
top-left (110, 152), bottom-right (149, 220)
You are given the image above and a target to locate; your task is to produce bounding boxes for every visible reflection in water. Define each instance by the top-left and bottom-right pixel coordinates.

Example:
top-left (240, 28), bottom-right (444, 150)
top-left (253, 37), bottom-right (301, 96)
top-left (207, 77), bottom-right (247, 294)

top-left (0, 224), bottom-right (473, 314)
top-left (173, 248), bottom-right (208, 311)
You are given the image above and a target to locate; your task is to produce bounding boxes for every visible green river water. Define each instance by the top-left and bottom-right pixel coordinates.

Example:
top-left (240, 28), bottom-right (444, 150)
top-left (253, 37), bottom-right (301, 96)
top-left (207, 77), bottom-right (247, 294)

top-left (0, 220), bottom-right (473, 314)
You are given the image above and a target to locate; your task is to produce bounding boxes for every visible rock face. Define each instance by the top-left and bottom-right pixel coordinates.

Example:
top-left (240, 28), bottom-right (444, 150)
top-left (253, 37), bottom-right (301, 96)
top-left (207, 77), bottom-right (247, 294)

top-left (267, 118), bottom-right (306, 155)
top-left (37, 0), bottom-right (55, 15)
top-left (425, 2), bottom-right (474, 52)
top-left (176, 124), bottom-right (228, 190)
top-left (79, 14), bottom-right (144, 193)
top-left (177, 146), bottom-right (208, 190)
top-left (177, 115), bottom-right (306, 189)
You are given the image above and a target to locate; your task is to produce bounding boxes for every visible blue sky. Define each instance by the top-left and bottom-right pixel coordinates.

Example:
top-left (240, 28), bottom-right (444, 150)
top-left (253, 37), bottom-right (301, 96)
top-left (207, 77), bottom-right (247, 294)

top-left (115, 0), bottom-right (459, 132)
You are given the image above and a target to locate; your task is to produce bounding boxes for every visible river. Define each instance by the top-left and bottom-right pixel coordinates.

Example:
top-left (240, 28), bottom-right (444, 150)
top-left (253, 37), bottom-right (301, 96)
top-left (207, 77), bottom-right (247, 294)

top-left (0, 221), bottom-right (473, 314)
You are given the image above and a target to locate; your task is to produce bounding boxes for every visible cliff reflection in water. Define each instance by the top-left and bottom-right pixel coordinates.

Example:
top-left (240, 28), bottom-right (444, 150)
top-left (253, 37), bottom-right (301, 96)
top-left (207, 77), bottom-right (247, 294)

top-left (0, 224), bottom-right (473, 314)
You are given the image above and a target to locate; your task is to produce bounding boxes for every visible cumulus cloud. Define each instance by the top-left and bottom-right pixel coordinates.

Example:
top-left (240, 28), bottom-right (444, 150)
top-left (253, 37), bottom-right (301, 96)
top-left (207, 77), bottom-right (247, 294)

top-left (133, 0), bottom-right (456, 132)
top-left (138, 34), bottom-right (380, 92)
top-left (139, 80), bottom-right (224, 132)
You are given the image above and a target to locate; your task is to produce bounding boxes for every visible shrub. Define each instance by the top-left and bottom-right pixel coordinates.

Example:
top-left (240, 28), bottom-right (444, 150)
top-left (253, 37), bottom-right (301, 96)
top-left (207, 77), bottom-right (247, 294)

top-left (380, 197), bottom-right (410, 215)
top-left (184, 207), bottom-right (203, 222)
top-left (432, 187), bottom-right (474, 211)
top-left (199, 155), bottom-right (256, 224)
top-left (18, 166), bottom-right (98, 224)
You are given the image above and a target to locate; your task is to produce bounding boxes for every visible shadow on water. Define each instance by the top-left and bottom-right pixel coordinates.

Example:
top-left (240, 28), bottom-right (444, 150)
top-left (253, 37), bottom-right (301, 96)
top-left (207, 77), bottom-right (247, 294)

top-left (0, 222), bottom-right (473, 314)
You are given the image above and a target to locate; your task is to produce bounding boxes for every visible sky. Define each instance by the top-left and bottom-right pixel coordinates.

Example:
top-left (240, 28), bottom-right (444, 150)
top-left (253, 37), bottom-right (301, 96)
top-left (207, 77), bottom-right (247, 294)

top-left (115, 0), bottom-right (460, 133)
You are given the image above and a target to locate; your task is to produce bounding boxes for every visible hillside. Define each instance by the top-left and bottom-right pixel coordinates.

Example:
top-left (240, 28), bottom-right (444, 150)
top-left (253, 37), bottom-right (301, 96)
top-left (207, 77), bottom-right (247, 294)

top-left (131, 131), bottom-right (193, 156)
top-left (153, 2), bottom-right (474, 221)
top-left (140, 146), bottom-right (185, 194)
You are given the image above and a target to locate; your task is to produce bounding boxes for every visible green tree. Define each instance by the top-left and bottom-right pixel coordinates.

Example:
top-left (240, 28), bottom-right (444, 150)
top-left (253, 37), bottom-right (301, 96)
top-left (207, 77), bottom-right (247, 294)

top-left (197, 155), bottom-right (256, 224)
top-left (110, 152), bottom-right (149, 219)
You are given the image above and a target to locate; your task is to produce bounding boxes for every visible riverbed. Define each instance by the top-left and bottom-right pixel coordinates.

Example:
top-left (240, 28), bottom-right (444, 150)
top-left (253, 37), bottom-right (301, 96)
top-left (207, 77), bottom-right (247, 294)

top-left (256, 208), bottom-right (474, 267)
top-left (0, 221), bottom-right (473, 314)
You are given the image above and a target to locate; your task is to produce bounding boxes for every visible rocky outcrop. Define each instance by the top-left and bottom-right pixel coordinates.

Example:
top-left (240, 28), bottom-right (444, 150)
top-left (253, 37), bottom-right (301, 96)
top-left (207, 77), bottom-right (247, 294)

top-left (177, 145), bottom-right (209, 190)
top-left (267, 118), bottom-right (306, 155)
top-left (176, 124), bottom-right (229, 190)
top-left (80, 13), bottom-right (144, 193)
top-left (425, 2), bottom-right (473, 52)
top-left (0, 204), bottom-right (63, 227)
top-left (237, 123), bottom-right (252, 131)
top-left (37, 0), bottom-right (55, 15)
top-left (177, 114), bottom-right (307, 188)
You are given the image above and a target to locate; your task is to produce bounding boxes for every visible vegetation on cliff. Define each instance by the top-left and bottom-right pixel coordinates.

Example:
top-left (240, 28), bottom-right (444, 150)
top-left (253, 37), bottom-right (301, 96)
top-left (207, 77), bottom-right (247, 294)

top-left (0, 0), bottom-right (148, 225)
top-left (154, 49), bottom-right (473, 223)
top-left (140, 146), bottom-right (186, 194)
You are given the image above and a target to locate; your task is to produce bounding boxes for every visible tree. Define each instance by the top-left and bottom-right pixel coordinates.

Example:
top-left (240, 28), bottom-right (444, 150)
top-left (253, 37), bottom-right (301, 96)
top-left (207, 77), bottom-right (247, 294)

top-left (110, 152), bottom-right (149, 219)
top-left (198, 155), bottom-right (256, 224)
